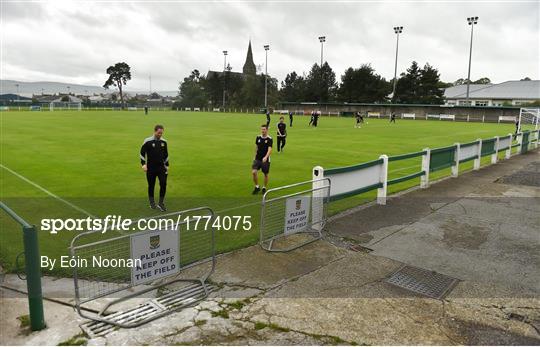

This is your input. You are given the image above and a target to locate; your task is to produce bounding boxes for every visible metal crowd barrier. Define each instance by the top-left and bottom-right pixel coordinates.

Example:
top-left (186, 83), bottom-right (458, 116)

top-left (70, 207), bottom-right (215, 329)
top-left (259, 178), bottom-right (331, 252)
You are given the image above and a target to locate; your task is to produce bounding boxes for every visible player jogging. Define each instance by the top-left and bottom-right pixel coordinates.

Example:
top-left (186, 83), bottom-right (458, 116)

top-left (390, 112), bottom-right (396, 123)
top-left (309, 111), bottom-right (315, 126)
top-left (289, 111), bottom-right (293, 127)
top-left (251, 124), bottom-right (273, 194)
top-left (355, 112), bottom-right (362, 128)
top-left (266, 110), bottom-right (271, 128)
top-left (140, 125), bottom-right (169, 211)
top-left (313, 111), bottom-right (320, 127)
top-left (515, 119), bottom-right (520, 135)
top-left (277, 116), bottom-right (287, 152)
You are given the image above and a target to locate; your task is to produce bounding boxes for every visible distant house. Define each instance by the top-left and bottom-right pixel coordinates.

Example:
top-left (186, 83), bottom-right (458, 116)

top-left (51, 95), bottom-right (83, 103)
top-left (444, 80), bottom-right (540, 107)
top-left (88, 95), bottom-right (107, 103)
top-left (35, 94), bottom-right (59, 103)
top-left (0, 93), bottom-right (32, 102)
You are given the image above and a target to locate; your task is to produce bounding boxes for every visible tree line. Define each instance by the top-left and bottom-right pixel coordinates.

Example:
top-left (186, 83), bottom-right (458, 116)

top-left (178, 61), bottom-right (454, 108)
top-left (101, 61), bottom-right (496, 109)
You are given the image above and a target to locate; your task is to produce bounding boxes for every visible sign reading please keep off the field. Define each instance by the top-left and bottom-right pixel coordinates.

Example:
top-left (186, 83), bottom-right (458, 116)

top-left (284, 196), bottom-right (311, 235)
top-left (130, 229), bottom-right (179, 285)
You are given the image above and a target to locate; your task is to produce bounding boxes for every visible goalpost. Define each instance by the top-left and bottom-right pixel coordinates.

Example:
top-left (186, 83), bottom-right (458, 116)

top-left (518, 108), bottom-right (540, 132)
top-left (49, 102), bottom-right (82, 111)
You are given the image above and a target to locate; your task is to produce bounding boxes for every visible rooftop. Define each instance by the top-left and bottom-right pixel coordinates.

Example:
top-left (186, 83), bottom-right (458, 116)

top-left (445, 80), bottom-right (540, 100)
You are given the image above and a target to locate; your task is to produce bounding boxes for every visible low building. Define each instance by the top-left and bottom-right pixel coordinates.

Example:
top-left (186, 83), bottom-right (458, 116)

top-left (444, 80), bottom-right (540, 107)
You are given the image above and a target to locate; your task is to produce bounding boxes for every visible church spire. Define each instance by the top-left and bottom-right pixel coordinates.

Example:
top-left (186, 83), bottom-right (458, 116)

top-left (242, 39), bottom-right (257, 75)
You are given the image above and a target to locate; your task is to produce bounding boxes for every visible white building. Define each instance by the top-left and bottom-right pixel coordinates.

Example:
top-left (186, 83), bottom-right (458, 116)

top-left (444, 80), bottom-right (540, 107)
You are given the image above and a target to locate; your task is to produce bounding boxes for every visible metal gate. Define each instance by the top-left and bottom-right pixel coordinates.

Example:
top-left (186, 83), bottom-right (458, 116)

top-left (260, 178), bottom-right (331, 252)
top-left (70, 207), bottom-right (215, 329)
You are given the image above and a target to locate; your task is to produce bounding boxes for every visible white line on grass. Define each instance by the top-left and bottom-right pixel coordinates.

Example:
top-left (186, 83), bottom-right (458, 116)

top-left (388, 164), bottom-right (421, 174)
top-left (0, 163), bottom-right (96, 218)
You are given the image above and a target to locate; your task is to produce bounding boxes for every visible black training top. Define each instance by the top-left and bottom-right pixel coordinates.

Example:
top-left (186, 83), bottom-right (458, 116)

top-left (277, 122), bottom-right (287, 136)
top-left (255, 135), bottom-right (273, 161)
top-left (140, 136), bottom-right (169, 170)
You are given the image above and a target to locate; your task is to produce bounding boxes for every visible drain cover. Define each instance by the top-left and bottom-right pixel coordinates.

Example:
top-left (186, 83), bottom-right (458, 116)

top-left (385, 265), bottom-right (459, 299)
top-left (81, 283), bottom-right (216, 337)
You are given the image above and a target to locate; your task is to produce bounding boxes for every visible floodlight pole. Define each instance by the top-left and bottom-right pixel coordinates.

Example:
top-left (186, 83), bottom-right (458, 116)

top-left (15, 84), bottom-right (20, 101)
top-left (392, 26), bottom-right (403, 101)
top-left (222, 50), bottom-right (228, 109)
top-left (264, 45), bottom-right (269, 108)
top-left (318, 36), bottom-right (326, 66)
top-left (466, 16), bottom-right (479, 103)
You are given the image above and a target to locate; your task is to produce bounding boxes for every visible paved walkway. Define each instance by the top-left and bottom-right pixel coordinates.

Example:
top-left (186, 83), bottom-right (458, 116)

top-left (1, 150), bottom-right (539, 345)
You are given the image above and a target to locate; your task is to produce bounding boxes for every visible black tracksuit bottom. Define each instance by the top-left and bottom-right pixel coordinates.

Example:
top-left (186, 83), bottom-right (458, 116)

top-left (146, 169), bottom-right (167, 203)
top-left (277, 136), bottom-right (286, 151)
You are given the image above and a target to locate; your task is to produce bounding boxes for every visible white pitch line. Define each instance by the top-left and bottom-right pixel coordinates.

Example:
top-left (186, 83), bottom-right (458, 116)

top-left (388, 164), bottom-right (421, 174)
top-left (0, 163), bottom-right (96, 218)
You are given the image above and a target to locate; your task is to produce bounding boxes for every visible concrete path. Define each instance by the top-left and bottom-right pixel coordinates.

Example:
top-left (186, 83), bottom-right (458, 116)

top-left (1, 150), bottom-right (539, 345)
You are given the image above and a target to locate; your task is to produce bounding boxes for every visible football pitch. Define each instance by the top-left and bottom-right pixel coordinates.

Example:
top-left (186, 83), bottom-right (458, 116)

top-left (0, 110), bottom-right (515, 275)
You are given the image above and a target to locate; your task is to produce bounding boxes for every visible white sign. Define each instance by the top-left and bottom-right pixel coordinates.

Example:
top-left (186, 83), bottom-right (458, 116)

top-left (284, 196), bottom-right (311, 235)
top-left (130, 229), bottom-right (179, 285)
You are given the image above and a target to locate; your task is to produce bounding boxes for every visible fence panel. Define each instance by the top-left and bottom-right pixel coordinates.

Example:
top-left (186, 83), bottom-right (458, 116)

top-left (323, 159), bottom-right (384, 201)
top-left (481, 138), bottom-right (497, 157)
top-left (70, 207), bottom-right (215, 328)
top-left (260, 179), bottom-right (330, 252)
top-left (387, 150), bottom-right (426, 186)
top-left (458, 141), bottom-right (480, 163)
top-left (430, 145), bottom-right (456, 172)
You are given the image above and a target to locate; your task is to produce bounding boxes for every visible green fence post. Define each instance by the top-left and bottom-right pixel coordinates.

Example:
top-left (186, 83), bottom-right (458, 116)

top-left (22, 225), bottom-right (46, 331)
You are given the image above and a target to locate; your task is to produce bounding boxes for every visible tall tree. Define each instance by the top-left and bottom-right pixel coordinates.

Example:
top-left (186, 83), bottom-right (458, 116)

top-left (178, 69), bottom-right (208, 108)
top-left (417, 63), bottom-right (444, 104)
top-left (394, 61), bottom-right (421, 103)
top-left (280, 71), bottom-right (306, 102)
top-left (337, 64), bottom-right (391, 103)
top-left (103, 62), bottom-right (131, 108)
top-left (237, 74), bottom-right (279, 108)
top-left (394, 61), bottom-right (444, 104)
top-left (304, 63), bottom-right (337, 102)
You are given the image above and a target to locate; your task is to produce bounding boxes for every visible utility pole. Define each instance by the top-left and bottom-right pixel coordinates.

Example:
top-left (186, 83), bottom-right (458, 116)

top-left (392, 26), bottom-right (403, 101)
top-left (222, 50), bottom-right (228, 109)
top-left (264, 45), bottom-right (269, 108)
top-left (465, 16), bottom-right (479, 104)
top-left (318, 36), bottom-right (326, 66)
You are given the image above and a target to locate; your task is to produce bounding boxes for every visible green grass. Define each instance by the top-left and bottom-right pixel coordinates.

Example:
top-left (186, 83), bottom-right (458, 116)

top-left (0, 110), bottom-right (516, 275)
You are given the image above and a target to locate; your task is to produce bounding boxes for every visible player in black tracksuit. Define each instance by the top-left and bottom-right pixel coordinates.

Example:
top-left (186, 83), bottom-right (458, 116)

top-left (140, 125), bottom-right (169, 211)
top-left (277, 117), bottom-right (287, 152)
top-left (251, 124), bottom-right (273, 195)
top-left (289, 111), bottom-right (293, 127)
top-left (313, 111), bottom-right (320, 127)
top-left (390, 112), bottom-right (396, 123)
top-left (266, 110), bottom-right (271, 128)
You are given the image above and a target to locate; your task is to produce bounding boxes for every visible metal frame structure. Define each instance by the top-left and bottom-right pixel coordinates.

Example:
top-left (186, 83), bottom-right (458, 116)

top-left (70, 207), bottom-right (216, 328)
top-left (260, 178), bottom-right (331, 252)
top-left (518, 108), bottom-right (540, 132)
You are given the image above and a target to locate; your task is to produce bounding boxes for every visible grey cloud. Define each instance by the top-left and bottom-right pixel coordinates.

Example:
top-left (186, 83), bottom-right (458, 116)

top-left (1, 1), bottom-right (538, 90)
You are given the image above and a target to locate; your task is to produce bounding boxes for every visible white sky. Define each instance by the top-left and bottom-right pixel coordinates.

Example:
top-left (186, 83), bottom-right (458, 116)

top-left (1, 0), bottom-right (539, 91)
